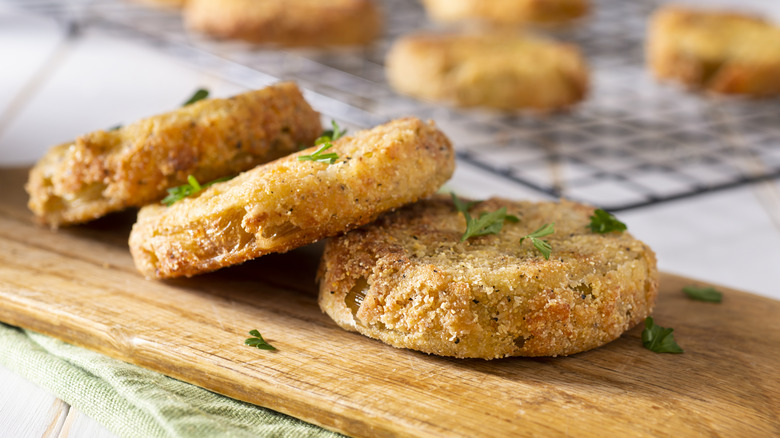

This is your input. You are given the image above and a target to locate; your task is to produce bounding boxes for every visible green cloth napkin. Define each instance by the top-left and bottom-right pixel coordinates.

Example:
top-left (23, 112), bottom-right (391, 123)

top-left (0, 323), bottom-right (342, 438)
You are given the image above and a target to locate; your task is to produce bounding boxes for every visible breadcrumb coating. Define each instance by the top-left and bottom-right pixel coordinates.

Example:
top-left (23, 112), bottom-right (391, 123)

top-left (130, 118), bottom-right (455, 279)
top-left (421, 0), bottom-right (588, 26)
top-left (318, 197), bottom-right (658, 359)
top-left (26, 82), bottom-right (322, 227)
top-left (185, 0), bottom-right (382, 46)
top-left (386, 32), bottom-right (589, 111)
top-left (648, 6), bottom-right (780, 96)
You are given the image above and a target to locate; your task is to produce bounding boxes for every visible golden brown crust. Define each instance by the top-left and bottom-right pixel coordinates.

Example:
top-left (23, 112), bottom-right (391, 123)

top-left (385, 32), bottom-right (589, 111)
top-left (129, 117), bottom-right (455, 279)
top-left (184, 0), bottom-right (382, 46)
top-left (647, 6), bottom-right (780, 97)
top-left (421, 0), bottom-right (589, 26)
top-left (26, 82), bottom-right (322, 227)
top-left (318, 197), bottom-right (658, 359)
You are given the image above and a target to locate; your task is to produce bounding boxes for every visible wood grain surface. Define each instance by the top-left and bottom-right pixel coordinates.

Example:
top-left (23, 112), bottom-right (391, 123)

top-left (0, 166), bottom-right (778, 437)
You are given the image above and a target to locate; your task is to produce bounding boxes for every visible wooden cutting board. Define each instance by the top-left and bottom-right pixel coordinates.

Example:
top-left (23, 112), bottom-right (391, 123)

top-left (0, 166), bottom-right (778, 437)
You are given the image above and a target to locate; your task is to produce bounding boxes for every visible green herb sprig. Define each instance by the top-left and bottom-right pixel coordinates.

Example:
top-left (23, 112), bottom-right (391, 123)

top-left (161, 175), bottom-right (231, 206)
top-left (682, 285), bottom-right (723, 303)
top-left (298, 120), bottom-right (347, 164)
top-left (182, 88), bottom-right (209, 106)
top-left (298, 142), bottom-right (340, 164)
top-left (245, 330), bottom-right (277, 351)
top-left (589, 208), bottom-right (627, 233)
top-left (519, 223), bottom-right (555, 260)
top-left (319, 120), bottom-right (347, 143)
top-left (641, 317), bottom-right (683, 354)
top-left (451, 193), bottom-right (519, 241)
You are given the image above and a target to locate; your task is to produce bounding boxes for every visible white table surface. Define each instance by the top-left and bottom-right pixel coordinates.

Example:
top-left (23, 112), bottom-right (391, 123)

top-left (1, 1), bottom-right (779, 437)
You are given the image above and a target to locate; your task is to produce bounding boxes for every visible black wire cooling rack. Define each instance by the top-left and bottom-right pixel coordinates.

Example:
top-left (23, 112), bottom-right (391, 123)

top-left (5, 0), bottom-right (780, 211)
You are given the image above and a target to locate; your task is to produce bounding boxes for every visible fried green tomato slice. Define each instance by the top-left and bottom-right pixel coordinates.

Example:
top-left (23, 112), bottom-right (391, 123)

top-left (129, 117), bottom-right (455, 279)
top-left (26, 82), bottom-right (322, 227)
top-left (318, 197), bottom-right (658, 359)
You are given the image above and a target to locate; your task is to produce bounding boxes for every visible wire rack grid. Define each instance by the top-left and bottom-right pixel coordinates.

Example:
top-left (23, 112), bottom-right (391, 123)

top-left (5, 0), bottom-right (780, 211)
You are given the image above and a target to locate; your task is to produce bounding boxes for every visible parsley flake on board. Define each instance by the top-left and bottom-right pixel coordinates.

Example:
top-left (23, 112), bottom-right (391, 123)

top-left (588, 208), bottom-right (627, 233)
top-left (682, 285), bottom-right (723, 303)
top-left (641, 317), bottom-right (683, 354)
top-left (161, 175), bottom-right (232, 206)
top-left (245, 330), bottom-right (277, 351)
top-left (298, 120), bottom-right (347, 164)
top-left (519, 223), bottom-right (555, 260)
top-left (451, 193), bottom-right (519, 241)
top-left (182, 88), bottom-right (209, 106)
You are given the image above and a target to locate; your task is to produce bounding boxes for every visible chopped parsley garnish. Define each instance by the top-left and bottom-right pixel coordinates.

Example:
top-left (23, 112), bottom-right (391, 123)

top-left (641, 317), bottom-right (683, 354)
top-left (451, 192), bottom-right (519, 241)
top-left (108, 124), bottom-right (122, 131)
top-left (244, 330), bottom-right (277, 351)
top-left (519, 223), bottom-right (555, 260)
top-left (588, 208), bottom-right (627, 233)
top-left (319, 120), bottom-right (347, 143)
top-left (182, 88), bottom-right (209, 106)
top-left (682, 285), bottom-right (723, 303)
top-left (298, 142), bottom-right (339, 164)
top-left (161, 174), bottom-right (232, 206)
top-left (298, 120), bottom-right (347, 164)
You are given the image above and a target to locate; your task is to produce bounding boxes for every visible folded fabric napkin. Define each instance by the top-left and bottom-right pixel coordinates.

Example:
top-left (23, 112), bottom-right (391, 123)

top-left (0, 323), bottom-right (342, 438)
